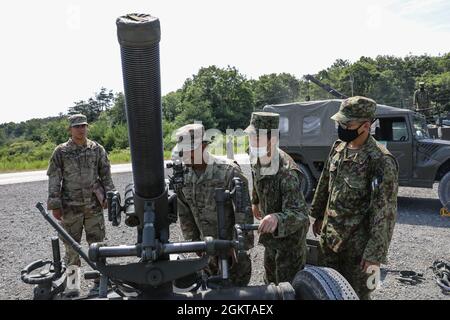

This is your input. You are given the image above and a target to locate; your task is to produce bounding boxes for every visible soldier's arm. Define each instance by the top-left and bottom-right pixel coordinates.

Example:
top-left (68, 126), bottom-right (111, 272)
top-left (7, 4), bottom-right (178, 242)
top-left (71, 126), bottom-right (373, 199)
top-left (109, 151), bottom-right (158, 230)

top-left (177, 192), bottom-right (201, 241)
top-left (272, 171), bottom-right (310, 238)
top-left (46, 148), bottom-right (63, 210)
top-left (98, 145), bottom-right (116, 192)
top-left (310, 156), bottom-right (331, 220)
top-left (363, 156), bottom-right (399, 264)
top-left (228, 165), bottom-right (254, 250)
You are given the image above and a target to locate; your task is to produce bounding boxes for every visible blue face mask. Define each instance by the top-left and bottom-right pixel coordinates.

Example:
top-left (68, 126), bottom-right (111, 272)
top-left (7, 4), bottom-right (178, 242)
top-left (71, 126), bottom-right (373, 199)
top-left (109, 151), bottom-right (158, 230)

top-left (337, 122), bottom-right (365, 142)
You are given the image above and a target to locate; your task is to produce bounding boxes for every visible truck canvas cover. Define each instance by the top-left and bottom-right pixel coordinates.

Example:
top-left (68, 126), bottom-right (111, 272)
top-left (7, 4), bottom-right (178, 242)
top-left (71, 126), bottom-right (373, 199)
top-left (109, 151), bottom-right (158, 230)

top-left (263, 99), bottom-right (412, 148)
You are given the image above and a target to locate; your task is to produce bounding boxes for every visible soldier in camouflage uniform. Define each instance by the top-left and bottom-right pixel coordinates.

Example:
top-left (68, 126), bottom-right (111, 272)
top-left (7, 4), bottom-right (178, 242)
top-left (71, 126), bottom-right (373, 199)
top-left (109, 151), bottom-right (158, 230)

top-left (413, 82), bottom-right (431, 118)
top-left (175, 123), bottom-right (254, 286)
top-left (47, 114), bottom-right (116, 268)
top-left (245, 112), bottom-right (310, 285)
top-left (310, 96), bottom-right (399, 300)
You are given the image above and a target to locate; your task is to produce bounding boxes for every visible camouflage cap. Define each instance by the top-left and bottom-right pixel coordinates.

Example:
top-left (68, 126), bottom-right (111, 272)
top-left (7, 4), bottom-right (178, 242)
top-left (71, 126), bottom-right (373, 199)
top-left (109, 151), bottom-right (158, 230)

top-left (68, 114), bottom-right (88, 127)
top-left (174, 123), bottom-right (206, 151)
top-left (244, 112), bottom-right (279, 134)
top-left (330, 96), bottom-right (377, 123)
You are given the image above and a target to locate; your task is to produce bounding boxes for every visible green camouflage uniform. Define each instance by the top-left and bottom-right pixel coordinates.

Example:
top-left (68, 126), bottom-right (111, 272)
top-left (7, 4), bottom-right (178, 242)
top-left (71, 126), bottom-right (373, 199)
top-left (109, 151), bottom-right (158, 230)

top-left (311, 96), bottom-right (399, 300)
top-left (47, 114), bottom-right (115, 266)
top-left (413, 83), bottom-right (431, 117)
top-left (175, 124), bottom-right (254, 286)
top-left (246, 112), bottom-right (310, 285)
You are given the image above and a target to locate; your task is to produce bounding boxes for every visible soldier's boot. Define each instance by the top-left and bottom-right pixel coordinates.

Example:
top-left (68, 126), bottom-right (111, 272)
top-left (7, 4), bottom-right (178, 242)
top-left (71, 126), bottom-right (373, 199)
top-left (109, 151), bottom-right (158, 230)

top-left (64, 265), bottom-right (81, 298)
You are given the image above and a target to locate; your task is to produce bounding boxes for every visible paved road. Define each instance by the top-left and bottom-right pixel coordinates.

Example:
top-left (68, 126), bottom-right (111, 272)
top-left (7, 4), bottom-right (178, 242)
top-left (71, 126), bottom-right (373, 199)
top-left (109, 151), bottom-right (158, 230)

top-left (1, 154), bottom-right (449, 300)
top-left (0, 163), bottom-right (132, 185)
top-left (0, 154), bottom-right (250, 186)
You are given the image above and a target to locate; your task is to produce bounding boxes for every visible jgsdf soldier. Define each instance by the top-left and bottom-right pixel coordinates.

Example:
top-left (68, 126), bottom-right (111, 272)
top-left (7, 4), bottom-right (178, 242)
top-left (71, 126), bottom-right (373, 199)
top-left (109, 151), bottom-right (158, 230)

top-left (46, 114), bottom-right (115, 291)
top-left (174, 123), bottom-right (254, 286)
top-left (310, 96), bottom-right (399, 300)
top-left (413, 82), bottom-right (431, 118)
top-left (245, 112), bottom-right (310, 285)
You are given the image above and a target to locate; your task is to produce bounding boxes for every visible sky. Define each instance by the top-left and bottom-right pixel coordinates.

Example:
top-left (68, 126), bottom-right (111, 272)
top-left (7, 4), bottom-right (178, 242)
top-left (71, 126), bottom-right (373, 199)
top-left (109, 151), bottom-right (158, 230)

top-left (0, 0), bottom-right (449, 123)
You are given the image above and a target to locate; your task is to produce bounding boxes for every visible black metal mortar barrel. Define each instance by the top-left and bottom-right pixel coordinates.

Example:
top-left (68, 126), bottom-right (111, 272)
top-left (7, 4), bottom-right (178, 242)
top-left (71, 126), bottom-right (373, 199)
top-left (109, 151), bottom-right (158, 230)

top-left (116, 14), bottom-right (168, 238)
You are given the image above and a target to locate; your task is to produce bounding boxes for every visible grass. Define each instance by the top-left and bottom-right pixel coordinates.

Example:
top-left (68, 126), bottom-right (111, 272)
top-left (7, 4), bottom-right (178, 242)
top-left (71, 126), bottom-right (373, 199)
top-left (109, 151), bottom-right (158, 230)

top-left (0, 137), bottom-right (248, 173)
top-left (0, 149), bottom-right (175, 173)
top-left (0, 159), bottom-right (50, 173)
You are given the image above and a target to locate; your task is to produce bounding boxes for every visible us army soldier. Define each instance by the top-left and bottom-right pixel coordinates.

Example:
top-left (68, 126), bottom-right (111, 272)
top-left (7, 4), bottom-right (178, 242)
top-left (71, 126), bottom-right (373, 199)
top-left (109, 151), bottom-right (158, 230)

top-left (47, 114), bottom-right (116, 270)
top-left (175, 123), bottom-right (254, 286)
top-left (245, 112), bottom-right (310, 285)
top-left (310, 96), bottom-right (399, 300)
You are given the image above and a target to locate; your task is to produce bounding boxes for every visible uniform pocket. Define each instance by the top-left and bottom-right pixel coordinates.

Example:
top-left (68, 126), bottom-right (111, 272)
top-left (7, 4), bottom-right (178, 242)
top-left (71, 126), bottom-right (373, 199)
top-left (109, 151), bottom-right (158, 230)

top-left (341, 176), bottom-right (368, 206)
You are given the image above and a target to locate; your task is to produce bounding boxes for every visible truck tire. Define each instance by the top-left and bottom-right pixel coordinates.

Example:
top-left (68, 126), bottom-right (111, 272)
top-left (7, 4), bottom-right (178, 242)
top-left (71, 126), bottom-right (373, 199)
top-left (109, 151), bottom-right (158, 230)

top-left (297, 163), bottom-right (315, 200)
top-left (438, 171), bottom-right (450, 209)
top-left (292, 266), bottom-right (359, 300)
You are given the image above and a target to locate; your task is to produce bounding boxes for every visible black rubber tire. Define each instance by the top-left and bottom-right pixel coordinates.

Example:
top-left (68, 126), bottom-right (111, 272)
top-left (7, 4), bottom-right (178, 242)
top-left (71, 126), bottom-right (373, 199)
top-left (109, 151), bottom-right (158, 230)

top-left (438, 171), bottom-right (450, 209)
top-left (292, 266), bottom-right (359, 300)
top-left (297, 163), bottom-right (315, 200)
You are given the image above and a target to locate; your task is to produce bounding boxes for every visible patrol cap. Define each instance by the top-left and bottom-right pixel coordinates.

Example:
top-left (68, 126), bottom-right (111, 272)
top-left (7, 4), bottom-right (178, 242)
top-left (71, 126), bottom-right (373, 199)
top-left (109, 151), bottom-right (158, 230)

top-left (174, 123), bottom-right (207, 152)
top-left (244, 112), bottom-right (279, 134)
top-left (331, 96), bottom-right (377, 123)
top-left (68, 114), bottom-right (88, 127)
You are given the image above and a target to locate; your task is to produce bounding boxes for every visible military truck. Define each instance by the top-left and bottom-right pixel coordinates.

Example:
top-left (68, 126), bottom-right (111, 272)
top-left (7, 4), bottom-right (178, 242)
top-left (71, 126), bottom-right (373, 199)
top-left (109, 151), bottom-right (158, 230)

top-left (263, 99), bottom-right (450, 209)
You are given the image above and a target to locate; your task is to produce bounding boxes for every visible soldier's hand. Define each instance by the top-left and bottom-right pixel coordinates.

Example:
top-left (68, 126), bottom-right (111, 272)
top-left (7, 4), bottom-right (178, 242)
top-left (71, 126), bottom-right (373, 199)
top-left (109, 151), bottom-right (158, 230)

top-left (102, 199), bottom-right (108, 209)
top-left (258, 214), bottom-right (278, 234)
top-left (360, 259), bottom-right (380, 273)
top-left (252, 204), bottom-right (262, 220)
top-left (52, 209), bottom-right (63, 221)
top-left (312, 218), bottom-right (323, 237)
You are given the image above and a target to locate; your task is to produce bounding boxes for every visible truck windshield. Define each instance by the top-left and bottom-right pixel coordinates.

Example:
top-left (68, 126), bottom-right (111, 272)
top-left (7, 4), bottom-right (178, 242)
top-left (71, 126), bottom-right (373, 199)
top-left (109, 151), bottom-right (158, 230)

top-left (413, 116), bottom-right (430, 140)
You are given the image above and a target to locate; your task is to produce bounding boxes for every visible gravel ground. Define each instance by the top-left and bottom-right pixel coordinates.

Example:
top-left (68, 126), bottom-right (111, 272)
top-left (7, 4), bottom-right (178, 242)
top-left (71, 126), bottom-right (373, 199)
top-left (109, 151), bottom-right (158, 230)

top-left (0, 166), bottom-right (449, 300)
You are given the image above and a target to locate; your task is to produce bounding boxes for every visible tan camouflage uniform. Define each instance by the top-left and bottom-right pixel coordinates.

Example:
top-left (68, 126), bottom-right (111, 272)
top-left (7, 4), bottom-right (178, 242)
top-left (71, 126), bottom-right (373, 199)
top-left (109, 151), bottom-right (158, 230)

top-left (175, 124), bottom-right (254, 286)
top-left (47, 114), bottom-right (115, 266)
top-left (311, 96), bottom-right (399, 300)
top-left (246, 112), bottom-right (310, 285)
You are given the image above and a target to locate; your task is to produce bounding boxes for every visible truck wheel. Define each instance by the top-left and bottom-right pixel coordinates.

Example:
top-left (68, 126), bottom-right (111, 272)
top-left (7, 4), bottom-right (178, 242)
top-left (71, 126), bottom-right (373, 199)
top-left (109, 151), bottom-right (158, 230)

top-left (297, 163), bottom-right (315, 200)
top-left (438, 171), bottom-right (450, 209)
top-left (292, 266), bottom-right (359, 300)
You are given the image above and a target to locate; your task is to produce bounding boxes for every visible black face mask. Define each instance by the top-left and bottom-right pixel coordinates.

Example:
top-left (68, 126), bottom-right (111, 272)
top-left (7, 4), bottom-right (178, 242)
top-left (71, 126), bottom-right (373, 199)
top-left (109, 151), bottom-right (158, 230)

top-left (337, 123), bottom-right (365, 142)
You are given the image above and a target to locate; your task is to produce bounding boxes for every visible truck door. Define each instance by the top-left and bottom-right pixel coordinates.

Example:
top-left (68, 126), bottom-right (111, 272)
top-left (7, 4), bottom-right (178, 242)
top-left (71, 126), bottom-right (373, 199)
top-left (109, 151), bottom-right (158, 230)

top-left (372, 116), bottom-right (412, 181)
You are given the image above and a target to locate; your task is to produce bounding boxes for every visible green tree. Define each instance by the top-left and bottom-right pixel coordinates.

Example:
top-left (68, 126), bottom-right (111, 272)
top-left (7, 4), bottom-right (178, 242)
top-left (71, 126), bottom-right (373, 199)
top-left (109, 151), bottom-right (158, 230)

top-left (174, 100), bottom-right (216, 129)
top-left (162, 90), bottom-right (183, 122)
top-left (68, 88), bottom-right (115, 122)
top-left (103, 124), bottom-right (129, 151)
top-left (423, 71), bottom-right (450, 113)
top-left (45, 118), bottom-right (70, 145)
top-left (179, 65), bottom-right (254, 131)
top-left (0, 128), bottom-right (6, 146)
top-left (252, 73), bottom-right (301, 108)
top-left (88, 114), bottom-right (109, 146)
top-left (95, 87), bottom-right (115, 112)
top-left (108, 92), bottom-right (127, 125)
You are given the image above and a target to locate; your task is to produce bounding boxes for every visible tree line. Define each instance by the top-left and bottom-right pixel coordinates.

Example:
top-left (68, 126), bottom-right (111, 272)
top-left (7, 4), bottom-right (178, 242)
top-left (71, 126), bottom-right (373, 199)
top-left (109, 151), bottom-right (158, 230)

top-left (0, 53), bottom-right (449, 171)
